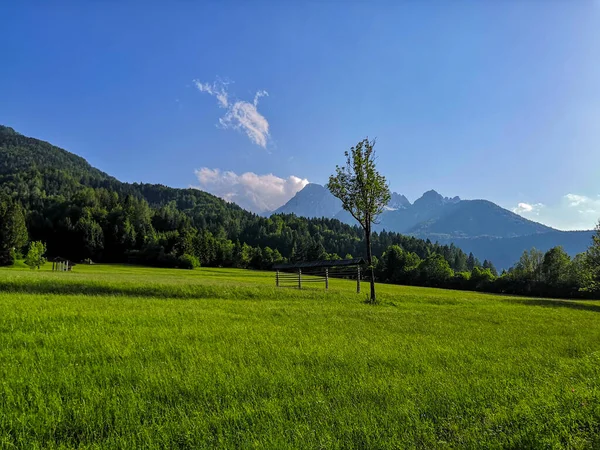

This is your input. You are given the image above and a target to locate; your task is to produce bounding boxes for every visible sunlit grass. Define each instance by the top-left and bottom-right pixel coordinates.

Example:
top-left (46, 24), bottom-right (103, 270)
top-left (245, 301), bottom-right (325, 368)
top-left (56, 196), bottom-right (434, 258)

top-left (0, 264), bottom-right (599, 448)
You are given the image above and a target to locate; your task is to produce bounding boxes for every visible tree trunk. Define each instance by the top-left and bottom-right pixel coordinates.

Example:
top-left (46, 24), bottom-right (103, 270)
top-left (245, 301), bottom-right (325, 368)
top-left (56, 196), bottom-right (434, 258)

top-left (365, 224), bottom-right (376, 303)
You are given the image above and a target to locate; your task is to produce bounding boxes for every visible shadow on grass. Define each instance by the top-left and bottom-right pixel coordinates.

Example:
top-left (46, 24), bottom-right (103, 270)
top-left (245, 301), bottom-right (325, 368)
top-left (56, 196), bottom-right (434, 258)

top-left (509, 298), bottom-right (600, 314)
top-left (0, 278), bottom-right (346, 301)
top-left (0, 279), bottom-right (259, 300)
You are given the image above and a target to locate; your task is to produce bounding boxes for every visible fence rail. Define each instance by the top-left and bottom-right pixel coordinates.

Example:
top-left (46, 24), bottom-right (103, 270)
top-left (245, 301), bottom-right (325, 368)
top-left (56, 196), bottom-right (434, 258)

top-left (275, 265), bottom-right (364, 293)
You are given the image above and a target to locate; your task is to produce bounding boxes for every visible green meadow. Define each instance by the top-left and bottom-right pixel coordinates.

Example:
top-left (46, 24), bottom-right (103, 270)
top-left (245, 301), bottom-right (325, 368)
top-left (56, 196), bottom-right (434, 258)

top-left (0, 264), bottom-right (599, 449)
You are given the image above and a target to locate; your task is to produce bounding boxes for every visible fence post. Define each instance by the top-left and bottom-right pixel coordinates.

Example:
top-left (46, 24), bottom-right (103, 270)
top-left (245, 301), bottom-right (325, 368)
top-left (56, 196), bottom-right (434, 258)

top-left (276, 270), bottom-right (280, 287)
top-left (298, 269), bottom-right (302, 290)
top-left (357, 266), bottom-right (361, 294)
top-left (325, 268), bottom-right (329, 290)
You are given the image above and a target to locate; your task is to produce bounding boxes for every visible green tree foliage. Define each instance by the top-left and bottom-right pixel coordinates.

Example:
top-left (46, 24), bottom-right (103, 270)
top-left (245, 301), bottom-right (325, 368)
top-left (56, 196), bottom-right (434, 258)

top-left (453, 252), bottom-right (468, 272)
top-left (0, 194), bottom-right (28, 265)
top-left (24, 241), bottom-right (47, 269)
top-left (470, 266), bottom-right (496, 290)
top-left (541, 246), bottom-right (571, 287)
top-left (418, 254), bottom-right (453, 287)
top-left (75, 213), bottom-right (104, 259)
top-left (373, 238), bottom-right (600, 300)
top-left (568, 253), bottom-right (594, 293)
top-left (327, 138), bottom-right (391, 303)
top-left (178, 254), bottom-right (200, 270)
top-left (467, 252), bottom-right (477, 271)
top-left (482, 259), bottom-right (498, 277)
top-left (587, 220), bottom-right (600, 292)
top-left (515, 248), bottom-right (544, 281)
top-left (378, 245), bottom-right (420, 285)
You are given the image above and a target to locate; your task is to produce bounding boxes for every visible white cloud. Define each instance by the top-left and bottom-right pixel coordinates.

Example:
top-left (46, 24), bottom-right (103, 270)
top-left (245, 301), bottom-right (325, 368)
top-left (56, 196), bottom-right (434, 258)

top-left (514, 203), bottom-right (531, 213)
top-left (512, 194), bottom-right (600, 230)
top-left (193, 168), bottom-right (309, 213)
top-left (194, 79), bottom-right (270, 148)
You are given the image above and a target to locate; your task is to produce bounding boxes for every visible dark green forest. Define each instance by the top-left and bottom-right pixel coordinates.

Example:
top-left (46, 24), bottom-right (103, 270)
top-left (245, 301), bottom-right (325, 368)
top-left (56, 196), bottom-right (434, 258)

top-left (1, 125), bottom-right (599, 298)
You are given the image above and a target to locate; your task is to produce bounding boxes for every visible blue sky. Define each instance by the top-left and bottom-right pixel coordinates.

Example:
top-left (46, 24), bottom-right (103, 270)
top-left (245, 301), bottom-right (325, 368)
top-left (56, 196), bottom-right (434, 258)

top-left (1, 2), bottom-right (600, 229)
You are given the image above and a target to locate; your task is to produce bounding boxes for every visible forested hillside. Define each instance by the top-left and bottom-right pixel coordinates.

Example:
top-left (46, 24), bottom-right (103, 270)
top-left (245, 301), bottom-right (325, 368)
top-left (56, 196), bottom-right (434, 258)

top-left (0, 125), bottom-right (471, 271)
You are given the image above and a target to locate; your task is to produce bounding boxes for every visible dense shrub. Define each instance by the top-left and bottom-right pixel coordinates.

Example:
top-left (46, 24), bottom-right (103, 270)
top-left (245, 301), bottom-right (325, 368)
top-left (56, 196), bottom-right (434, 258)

top-left (178, 254), bottom-right (200, 270)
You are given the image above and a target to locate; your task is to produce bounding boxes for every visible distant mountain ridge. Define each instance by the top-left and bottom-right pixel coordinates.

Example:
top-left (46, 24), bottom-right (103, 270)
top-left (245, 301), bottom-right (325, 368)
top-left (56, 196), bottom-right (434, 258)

top-left (272, 183), bottom-right (592, 268)
top-left (275, 183), bottom-right (554, 238)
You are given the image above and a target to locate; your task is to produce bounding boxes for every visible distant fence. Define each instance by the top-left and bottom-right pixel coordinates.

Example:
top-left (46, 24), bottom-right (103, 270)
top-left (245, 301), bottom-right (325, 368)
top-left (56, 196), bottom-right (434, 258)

top-left (273, 258), bottom-right (365, 292)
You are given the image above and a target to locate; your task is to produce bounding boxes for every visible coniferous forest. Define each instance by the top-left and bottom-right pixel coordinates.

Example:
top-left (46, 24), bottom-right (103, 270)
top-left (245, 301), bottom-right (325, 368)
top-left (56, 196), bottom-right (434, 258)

top-left (1, 125), bottom-right (599, 298)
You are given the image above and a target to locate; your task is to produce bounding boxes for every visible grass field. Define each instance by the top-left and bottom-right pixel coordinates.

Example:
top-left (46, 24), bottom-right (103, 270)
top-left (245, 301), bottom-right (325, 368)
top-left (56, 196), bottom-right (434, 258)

top-left (1, 264), bottom-right (599, 449)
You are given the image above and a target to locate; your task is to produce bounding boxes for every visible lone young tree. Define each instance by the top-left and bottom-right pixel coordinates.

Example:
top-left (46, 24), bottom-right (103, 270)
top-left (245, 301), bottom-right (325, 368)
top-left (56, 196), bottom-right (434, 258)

top-left (25, 241), bottom-right (47, 270)
top-left (327, 138), bottom-right (390, 303)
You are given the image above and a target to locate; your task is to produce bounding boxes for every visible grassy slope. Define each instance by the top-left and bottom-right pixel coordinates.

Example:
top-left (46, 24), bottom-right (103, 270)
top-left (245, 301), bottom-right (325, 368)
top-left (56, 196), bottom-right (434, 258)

top-left (0, 265), bottom-right (599, 449)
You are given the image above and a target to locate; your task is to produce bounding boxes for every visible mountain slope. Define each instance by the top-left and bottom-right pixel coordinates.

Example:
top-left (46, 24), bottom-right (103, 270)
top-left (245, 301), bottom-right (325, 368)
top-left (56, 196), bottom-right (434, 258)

top-left (0, 125), bottom-right (112, 180)
top-left (0, 125), bottom-right (248, 218)
top-left (273, 183), bottom-right (341, 218)
top-left (406, 199), bottom-right (554, 238)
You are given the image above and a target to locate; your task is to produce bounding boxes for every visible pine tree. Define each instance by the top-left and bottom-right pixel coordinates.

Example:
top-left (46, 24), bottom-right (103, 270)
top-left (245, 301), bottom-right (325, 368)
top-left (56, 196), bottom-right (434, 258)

top-left (0, 195), bottom-right (28, 266)
top-left (482, 259), bottom-right (498, 277)
top-left (467, 252), bottom-right (476, 271)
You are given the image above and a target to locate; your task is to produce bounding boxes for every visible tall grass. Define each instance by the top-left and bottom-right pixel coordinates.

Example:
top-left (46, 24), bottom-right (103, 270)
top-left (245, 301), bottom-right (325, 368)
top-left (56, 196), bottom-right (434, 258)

top-left (0, 265), bottom-right (599, 448)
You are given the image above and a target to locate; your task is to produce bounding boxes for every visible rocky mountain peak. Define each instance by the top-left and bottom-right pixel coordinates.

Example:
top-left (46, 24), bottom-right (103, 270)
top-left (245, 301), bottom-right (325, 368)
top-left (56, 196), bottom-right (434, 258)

top-left (386, 192), bottom-right (411, 210)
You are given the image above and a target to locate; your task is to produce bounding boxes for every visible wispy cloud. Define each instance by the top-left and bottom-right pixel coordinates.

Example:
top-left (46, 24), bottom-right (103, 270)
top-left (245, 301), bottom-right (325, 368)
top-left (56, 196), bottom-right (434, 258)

top-left (564, 194), bottom-right (589, 207)
top-left (194, 80), bottom-right (229, 108)
top-left (193, 79), bottom-right (270, 148)
top-left (512, 194), bottom-right (600, 230)
top-left (193, 168), bottom-right (308, 213)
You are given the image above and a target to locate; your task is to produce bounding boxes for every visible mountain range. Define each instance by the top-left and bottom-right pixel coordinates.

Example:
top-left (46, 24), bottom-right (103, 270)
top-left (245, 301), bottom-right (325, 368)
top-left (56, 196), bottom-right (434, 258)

top-left (274, 183), bottom-right (594, 268)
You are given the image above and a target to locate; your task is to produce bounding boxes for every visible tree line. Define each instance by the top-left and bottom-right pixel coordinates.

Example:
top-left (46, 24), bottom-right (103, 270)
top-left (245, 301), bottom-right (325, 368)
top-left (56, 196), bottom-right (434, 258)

top-left (374, 237), bottom-right (600, 299)
top-left (0, 185), bottom-right (474, 272)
